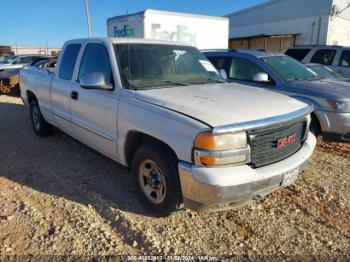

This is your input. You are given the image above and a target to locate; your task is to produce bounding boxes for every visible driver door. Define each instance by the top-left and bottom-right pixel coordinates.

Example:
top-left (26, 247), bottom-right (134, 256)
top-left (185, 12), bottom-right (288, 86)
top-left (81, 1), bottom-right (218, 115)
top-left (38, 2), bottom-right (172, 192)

top-left (70, 43), bottom-right (119, 159)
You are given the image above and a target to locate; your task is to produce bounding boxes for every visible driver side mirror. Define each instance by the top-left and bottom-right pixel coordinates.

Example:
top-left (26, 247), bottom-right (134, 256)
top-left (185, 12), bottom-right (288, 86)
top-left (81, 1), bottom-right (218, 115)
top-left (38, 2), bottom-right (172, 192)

top-left (80, 72), bottom-right (113, 90)
top-left (253, 72), bottom-right (270, 83)
top-left (219, 69), bottom-right (228, 80)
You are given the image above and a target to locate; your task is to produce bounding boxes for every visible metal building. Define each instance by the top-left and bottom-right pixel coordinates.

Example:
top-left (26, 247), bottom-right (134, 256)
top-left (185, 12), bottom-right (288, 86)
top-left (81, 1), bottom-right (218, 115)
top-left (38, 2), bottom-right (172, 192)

top-left (226, 0), bottom-right (350, 51)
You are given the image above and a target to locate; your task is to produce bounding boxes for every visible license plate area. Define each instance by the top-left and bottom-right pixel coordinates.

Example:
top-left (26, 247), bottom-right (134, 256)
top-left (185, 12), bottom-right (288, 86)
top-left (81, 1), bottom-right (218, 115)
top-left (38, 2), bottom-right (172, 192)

top-left (282, 167), bottom-right (299, 186)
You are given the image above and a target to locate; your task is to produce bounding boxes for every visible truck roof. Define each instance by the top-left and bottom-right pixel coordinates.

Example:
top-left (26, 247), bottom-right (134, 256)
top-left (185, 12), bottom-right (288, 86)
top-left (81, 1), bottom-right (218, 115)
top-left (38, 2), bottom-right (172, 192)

top-left (107, 9), bottom-right (228, 22)
top-left (65, 37), bottom-right (192, 47)
top-left (203, 49), bottom-right (284, 58)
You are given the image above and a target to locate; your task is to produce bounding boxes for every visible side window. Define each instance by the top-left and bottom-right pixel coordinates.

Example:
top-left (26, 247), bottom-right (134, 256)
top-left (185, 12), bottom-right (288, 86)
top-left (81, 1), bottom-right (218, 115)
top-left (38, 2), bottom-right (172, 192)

top-left (310, 49), bottom-right (336, 65)
top-left (285, 49), bottom-right (311, 61)
top-left (338, 50), bottom-right (350, 67)
top-left (78, 43), bottom-right (114, 87)
top-left (18, 56), bottom-right (33, 64)
top-left (58, 44), bottom-right (81, 80)
top-left (11, 58), bottom-right (20, 65)
top-left (229, 57), bottom-right (267, 81)
top-left (207, 56), bottom-right (228, 70)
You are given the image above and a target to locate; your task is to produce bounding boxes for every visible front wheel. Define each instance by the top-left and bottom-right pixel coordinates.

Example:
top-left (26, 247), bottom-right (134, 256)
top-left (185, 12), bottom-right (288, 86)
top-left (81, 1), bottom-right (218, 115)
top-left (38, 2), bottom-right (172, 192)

top-left (131, 142), bottom-right (183, 217)
top-left (29, 100), bottom-right (53, 137)
top-left (310, 114), bottom-right (320, 137)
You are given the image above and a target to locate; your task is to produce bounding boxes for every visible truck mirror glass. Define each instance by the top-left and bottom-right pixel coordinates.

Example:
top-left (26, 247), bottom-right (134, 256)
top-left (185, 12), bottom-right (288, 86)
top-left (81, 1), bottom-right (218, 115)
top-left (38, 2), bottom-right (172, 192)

top-left (80, 72), bottom-right (113, 90)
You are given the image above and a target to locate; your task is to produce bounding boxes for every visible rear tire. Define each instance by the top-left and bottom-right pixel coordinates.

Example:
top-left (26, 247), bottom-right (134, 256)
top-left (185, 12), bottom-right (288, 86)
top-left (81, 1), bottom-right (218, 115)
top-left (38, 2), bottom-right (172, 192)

top-left (29, 100), bottom-right (53, 137)
top-left (131, 142), bottom-right (183, 217)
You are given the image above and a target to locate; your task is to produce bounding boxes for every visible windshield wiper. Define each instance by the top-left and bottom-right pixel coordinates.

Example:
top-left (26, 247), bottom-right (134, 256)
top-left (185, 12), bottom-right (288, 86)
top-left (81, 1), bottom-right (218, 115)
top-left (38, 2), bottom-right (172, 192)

top-left (306, 76), bottom-right (324, 81)
top-left (187, 78), bottom-right (226, 84)
top-left (207, 77), bottom-right (226, 83)
top-left (286, 77), bottom-right (303, 82)
top-left (158, 80), bottom-right (189, 86)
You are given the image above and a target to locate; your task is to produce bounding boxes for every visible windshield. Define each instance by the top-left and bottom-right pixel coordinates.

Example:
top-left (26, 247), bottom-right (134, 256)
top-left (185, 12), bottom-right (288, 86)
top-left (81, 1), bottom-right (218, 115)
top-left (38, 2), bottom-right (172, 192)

top-left (114, 44), bottom-right (224, 89)
top-left (1, 55), bottom-right (17, 64)
top-left (261, 56), bottom-right (317, 82)
top-left (307, 64), bottom-right (342, 79)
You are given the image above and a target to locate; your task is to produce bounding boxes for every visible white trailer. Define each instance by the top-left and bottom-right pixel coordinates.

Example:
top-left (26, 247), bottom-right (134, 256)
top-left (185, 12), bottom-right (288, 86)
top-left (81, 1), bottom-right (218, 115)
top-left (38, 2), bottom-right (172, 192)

top-left (107, 9), bottom-right (229, 49)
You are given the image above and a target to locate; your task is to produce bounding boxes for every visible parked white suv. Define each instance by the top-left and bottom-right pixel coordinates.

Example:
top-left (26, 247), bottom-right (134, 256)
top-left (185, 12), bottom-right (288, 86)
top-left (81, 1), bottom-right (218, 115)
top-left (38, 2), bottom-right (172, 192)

top-left (285, 45), bottom-right (350, 78)
top-left (20, 38), bottom-right (316, 216)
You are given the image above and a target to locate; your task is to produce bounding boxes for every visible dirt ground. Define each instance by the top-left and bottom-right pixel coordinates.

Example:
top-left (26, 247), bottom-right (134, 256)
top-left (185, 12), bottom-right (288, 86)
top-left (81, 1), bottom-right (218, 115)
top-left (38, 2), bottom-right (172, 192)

top-left (0, 95), bottom-right (349, 260)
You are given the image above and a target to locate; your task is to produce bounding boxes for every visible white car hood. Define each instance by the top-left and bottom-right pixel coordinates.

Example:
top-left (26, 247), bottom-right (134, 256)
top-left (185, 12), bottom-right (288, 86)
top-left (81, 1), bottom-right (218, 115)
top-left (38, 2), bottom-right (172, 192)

top-left (135, 83), bottom-right (307, 127)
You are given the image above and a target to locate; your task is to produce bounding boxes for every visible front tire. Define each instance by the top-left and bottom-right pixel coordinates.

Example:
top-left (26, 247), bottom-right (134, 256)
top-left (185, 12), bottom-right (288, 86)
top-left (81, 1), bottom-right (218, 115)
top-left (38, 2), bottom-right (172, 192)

top-left (131, 142), bottom-right (183, 217)
top-left (29, 100), bottom-right (53, 137)
top-left (310, 114), bottom-right (320, 137)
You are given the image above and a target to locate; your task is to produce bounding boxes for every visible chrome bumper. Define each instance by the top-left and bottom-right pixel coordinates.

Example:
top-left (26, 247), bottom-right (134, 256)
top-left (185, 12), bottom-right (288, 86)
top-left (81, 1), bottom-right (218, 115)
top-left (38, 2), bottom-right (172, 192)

top-left (178, 134), bottom-right (317, 212)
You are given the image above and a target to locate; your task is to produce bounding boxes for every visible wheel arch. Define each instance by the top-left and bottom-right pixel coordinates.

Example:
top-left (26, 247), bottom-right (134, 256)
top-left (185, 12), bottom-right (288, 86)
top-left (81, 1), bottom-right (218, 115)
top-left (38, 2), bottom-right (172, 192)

top-left (26, 90), bottom-right (37, 105)
top-left (124, 131), bottom-right (179, 169)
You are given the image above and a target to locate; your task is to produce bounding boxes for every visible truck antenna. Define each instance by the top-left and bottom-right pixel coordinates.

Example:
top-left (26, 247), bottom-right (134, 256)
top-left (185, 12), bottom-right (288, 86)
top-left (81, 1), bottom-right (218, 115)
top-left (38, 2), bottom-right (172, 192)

top-left (85, 0), bottom-right (92, 37)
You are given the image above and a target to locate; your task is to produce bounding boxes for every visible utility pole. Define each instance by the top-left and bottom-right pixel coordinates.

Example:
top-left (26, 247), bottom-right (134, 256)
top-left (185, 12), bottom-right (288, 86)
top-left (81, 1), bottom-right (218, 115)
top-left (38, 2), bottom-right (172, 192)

top-left (85, 0), bottom-right (92, 38)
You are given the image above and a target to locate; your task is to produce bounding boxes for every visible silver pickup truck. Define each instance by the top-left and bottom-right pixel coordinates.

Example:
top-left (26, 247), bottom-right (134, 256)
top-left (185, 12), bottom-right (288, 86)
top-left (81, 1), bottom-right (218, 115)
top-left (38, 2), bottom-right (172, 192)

top-left (20, 38), bottom-right (316, 216)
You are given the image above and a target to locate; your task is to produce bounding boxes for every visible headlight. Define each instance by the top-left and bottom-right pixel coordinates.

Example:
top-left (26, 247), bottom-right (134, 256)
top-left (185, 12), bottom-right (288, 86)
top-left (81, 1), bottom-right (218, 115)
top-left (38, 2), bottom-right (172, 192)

top-left (327, 100), bottom-right (350, 113)
top-left (193, 131), bottom-right (250, 166)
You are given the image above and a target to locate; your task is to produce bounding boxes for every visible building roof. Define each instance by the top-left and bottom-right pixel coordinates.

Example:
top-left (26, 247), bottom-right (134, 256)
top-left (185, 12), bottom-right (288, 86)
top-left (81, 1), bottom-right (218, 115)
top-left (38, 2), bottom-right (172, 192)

top-left (108, 9), bottom-right (228, 23)
top-left (225, 0), bottom-right (282, 17)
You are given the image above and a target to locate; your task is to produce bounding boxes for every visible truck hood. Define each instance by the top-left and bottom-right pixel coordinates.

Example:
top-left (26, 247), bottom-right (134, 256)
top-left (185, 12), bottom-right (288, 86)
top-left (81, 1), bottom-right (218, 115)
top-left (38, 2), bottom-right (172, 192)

top-left (289, 79), bottom-right (350, 99)
top-left (135, 83), bottom-right (307, 127)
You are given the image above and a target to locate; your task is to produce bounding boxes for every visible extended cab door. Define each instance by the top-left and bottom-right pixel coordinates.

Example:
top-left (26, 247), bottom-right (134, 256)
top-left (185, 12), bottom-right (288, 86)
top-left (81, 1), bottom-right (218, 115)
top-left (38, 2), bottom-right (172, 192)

top-left (69, 43), bottom-right (119, 159)
top-left (51, 43), bottom-right (82, 134)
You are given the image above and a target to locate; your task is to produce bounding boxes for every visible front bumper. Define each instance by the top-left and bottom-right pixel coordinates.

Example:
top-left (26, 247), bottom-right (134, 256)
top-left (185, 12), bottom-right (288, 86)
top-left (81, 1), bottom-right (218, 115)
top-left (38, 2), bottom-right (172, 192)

top-left (178, 133), bottom-right (317, 212)
top-left (317, 111), bottom-right (350, 143)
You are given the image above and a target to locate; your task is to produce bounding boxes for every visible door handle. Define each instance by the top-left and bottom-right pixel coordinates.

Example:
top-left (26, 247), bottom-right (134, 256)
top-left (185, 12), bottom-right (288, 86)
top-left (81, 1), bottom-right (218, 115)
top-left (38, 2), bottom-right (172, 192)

top-left (71, 91), bottom-right (78, 100)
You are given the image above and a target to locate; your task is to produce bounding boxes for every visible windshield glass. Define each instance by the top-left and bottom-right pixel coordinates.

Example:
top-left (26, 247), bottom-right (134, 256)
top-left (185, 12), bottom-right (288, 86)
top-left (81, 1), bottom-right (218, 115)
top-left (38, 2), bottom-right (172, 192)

top-left (1, 55), bottom-right (17, 64)
top-left (114, 44), bottom-right (224, 89)
top-left (307, 64), bottom-right (342, 79)
top-left (261, 56), bottom-right (317, 82)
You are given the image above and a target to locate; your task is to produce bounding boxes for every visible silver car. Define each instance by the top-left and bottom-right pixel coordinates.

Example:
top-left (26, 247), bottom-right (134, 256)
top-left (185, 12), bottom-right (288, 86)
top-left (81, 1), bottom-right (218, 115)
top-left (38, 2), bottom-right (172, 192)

top-left (285, 45), bottom-right (350, 78)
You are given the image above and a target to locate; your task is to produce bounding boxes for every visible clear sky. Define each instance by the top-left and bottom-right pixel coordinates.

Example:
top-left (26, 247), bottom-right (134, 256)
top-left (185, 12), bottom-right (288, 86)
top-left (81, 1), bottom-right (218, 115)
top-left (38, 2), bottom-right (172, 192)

top-left (0, 0), bottom-right (265, 48)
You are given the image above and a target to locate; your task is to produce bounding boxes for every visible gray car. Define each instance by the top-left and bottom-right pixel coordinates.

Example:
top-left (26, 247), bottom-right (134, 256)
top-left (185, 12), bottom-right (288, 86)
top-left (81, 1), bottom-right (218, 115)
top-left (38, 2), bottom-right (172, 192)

top-left (204, 49), bottom-right (350, 143)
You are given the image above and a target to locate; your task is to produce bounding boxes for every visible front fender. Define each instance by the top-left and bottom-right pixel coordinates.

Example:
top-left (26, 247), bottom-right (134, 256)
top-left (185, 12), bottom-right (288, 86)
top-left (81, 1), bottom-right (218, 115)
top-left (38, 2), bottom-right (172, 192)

top-left (117, 94), bottom-right (209, 166)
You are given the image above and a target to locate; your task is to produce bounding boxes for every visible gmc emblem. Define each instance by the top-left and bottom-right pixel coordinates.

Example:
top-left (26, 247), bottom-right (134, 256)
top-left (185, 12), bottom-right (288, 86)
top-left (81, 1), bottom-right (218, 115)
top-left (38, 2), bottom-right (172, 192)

top-left (276, 134), bottom-right (297, 149)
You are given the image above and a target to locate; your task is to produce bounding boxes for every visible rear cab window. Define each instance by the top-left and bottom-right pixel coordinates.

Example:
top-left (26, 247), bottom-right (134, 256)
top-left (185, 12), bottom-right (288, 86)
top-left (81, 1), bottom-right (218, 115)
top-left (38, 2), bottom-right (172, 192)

top-left (58, 44), bottom-right (81, 80)
top-left (285, 49), bottom-right (311, 61)
top-left (338, 50), bottom-right (350, 67)
top-left (310, 49), bottom-right (337, 65)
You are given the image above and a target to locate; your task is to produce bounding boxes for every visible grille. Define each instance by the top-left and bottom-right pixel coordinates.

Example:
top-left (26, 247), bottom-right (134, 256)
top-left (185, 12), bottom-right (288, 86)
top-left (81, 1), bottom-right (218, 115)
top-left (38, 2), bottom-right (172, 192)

top-left (248, 117), bottom-right (307, 168)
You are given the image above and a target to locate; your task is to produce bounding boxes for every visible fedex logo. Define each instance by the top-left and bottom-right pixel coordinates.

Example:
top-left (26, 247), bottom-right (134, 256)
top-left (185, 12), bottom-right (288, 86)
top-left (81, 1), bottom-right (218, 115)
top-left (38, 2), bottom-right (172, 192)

top-left (276, 134), bottom-right (297, 149)
top-left (114, 24), bottom-right (135, 37)
top-left (151, 24), bottom-right (197, 45)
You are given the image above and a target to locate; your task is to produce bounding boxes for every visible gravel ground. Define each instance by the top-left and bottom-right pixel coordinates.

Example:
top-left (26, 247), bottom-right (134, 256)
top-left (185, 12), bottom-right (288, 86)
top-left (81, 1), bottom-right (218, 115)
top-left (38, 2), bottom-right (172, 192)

top-left (0, 95), bottom-right (349, 259)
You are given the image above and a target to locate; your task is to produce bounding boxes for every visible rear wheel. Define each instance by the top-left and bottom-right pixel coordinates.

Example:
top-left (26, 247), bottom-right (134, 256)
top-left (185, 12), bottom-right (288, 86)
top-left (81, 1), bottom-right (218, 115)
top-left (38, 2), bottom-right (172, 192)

top-left (131, 142), bottom-right (183, 217)
top-left (29, 100), bottom-right (53, 137)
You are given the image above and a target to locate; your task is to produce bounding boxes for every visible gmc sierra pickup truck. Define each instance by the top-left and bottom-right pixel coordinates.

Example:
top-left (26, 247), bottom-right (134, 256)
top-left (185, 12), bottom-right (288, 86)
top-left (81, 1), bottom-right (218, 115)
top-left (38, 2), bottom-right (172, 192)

top-left (20, 38), bottom-right (316, 216)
